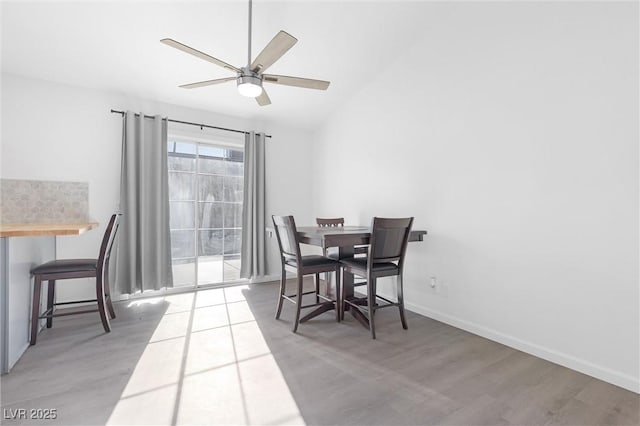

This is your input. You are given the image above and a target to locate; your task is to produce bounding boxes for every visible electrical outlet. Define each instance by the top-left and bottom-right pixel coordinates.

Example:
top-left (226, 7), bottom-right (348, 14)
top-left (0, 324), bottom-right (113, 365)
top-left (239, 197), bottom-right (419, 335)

top-left (427, 276), bottom-right (449, 298)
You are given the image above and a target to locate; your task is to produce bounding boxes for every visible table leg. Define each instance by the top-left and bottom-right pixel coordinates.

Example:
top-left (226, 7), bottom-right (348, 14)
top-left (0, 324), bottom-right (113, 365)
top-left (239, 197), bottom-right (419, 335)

top-left (338, 246), bottom-right (355, 311)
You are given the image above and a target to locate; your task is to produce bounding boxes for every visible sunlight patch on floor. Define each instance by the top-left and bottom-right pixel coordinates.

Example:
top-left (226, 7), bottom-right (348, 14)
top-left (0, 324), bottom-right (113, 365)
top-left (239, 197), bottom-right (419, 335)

top-left (172, 257), bottom-right (242, 287)
top-left (126, 296), bottom-right (165, 308)
top-left (106, 286), bottom-right (305, 425)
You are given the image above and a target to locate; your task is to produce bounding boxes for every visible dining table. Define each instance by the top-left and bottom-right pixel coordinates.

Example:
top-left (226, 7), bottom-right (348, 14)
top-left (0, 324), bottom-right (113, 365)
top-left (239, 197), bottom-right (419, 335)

top-left (295, 225), bottom-right (427, 325)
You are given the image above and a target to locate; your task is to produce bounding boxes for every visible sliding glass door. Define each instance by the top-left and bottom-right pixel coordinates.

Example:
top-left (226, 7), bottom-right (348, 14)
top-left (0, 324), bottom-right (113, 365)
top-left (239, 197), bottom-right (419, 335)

top-left (168, 140), bottom-right (244, 287)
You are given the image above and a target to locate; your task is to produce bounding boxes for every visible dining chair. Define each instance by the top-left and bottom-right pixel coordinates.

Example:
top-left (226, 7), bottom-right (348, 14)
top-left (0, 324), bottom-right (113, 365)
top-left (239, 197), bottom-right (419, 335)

top-left (316, 217), bottom-right (368, 293)
top-left (316, 217), bottom-right (368, 256)
top-left (316, 217), bottom-right (345, 228)
top-left (29, 213), bottom-right (121, 345)
top-left (273, 215), bottom-right (342, 332)
top-left (341, 217), bottom-right (414, 339)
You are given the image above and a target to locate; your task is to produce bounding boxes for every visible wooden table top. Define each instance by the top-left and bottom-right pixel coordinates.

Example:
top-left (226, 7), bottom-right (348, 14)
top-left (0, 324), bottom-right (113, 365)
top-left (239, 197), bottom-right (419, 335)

top-left (297, 226), bottom-right (427, 248)
top-left (0, 222), bottom-right (99, 238)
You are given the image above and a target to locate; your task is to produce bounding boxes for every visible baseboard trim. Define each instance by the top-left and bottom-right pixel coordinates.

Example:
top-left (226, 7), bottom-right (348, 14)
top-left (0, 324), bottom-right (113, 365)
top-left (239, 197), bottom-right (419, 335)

top-left (405, 302), bottom-right (640, 394)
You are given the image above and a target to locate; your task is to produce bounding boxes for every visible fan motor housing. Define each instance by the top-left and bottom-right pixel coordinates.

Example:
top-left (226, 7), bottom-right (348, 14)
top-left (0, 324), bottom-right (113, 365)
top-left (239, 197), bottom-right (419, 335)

top-left (237, 70), bottom-right (263, 88)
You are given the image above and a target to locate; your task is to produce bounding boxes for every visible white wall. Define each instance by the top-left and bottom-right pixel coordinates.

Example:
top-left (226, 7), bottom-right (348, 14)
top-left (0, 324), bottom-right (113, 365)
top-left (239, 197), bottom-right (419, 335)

top-left (1, 72), bottom-right (315, 301)
top-left (311, 2), bottom-right (639, 392)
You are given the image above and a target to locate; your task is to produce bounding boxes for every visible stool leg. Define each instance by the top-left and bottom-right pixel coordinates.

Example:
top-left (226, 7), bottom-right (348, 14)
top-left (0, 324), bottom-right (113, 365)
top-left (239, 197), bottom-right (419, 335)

top-left (340, 268), bottom-right (346, 321)
top-left (335, 266), bottom-right (341, 322)
top-left (275, 265), bottom-right (286, 319)
top-left (293, 274), bottom-right (303, 333)
top-left (315, 273), bottom-right (320, 303)
top-left (368, 278), bottom-right (376, 339)
top-left (103, 262), bottom-right (116, 319)
top-left (30, 275), bottom-right (43, 345)
top-left (46, 280), bottom-right (55, 328)
top-left (96, 274), bottom-right (111, 333)
top-left (397, 274), bottom-right (408, 330)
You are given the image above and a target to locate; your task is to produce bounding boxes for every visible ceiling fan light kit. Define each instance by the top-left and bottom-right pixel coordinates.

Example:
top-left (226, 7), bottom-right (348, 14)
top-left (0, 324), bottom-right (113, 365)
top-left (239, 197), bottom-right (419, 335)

top-left (161, 0), bottom-right (330, 106)
top-left (237, 71), bottom-right (263, 98)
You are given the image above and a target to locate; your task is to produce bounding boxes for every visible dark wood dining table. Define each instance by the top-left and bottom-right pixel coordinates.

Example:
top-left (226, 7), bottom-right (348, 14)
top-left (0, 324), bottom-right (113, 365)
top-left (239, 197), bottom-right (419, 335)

top-left (295, 226), bottom-right (427, 324)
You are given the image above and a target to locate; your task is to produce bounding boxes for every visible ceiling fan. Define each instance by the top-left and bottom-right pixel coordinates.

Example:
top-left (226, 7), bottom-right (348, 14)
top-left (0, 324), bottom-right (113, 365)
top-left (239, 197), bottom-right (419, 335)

top-left (160, 0), bottom-right (330, 106)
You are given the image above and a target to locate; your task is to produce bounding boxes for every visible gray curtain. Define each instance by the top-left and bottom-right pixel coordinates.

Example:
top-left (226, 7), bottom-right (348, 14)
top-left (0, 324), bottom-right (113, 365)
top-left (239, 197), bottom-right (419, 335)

top-left (116, 111), bottom-right (173, 293)
top-left (240, 131), bottom-right (266, 279)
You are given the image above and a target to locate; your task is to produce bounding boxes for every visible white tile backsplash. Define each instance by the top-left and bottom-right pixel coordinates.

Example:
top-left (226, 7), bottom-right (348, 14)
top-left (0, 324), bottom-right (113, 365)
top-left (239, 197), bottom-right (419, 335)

top-left (0, 179), bottom-right (89, 224)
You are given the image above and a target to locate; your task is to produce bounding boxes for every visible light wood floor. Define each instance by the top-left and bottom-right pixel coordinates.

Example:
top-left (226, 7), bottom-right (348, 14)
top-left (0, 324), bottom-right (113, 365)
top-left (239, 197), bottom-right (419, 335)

top-left (1, 281), bottom-right (638, 425)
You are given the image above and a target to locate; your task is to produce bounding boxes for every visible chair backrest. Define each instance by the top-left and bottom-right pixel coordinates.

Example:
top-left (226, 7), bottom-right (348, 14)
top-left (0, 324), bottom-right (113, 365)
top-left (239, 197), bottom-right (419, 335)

top-left (369, 217), bottom-right (414, 268)
top-left (98, 213), bottom-right (122, 272)
top-left (272, 215), bottom-right (302, 264)
top-left (316, 217), bottom-right (344, 227)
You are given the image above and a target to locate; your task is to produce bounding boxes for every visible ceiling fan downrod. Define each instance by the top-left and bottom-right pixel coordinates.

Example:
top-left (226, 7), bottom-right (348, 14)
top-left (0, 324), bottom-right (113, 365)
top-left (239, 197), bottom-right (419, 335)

top-left (237, 0), bottom-right (263, 98)
top-left (247, 0), bottom-right (252, 68)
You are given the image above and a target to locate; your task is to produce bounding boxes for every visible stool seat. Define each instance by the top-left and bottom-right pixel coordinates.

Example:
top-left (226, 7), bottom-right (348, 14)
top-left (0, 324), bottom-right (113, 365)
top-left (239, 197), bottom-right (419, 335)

top-left (285, 255), bottom-right (340, 269)
top-left (32, 259), bottom-right (98, 275)
top-left (339, 257), bottom-right (399, 275)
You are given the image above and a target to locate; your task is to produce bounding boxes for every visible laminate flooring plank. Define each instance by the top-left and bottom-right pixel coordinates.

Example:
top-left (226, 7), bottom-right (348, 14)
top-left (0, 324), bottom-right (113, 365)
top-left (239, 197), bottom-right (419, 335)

top-left (437, 394), bottom-right (512, 426)
top-left (574, 378), bottom-right (640, 425)
top-left (545, 397), bottom-right (614, 426)
top-left (500, 364), bottom-right (592, 425)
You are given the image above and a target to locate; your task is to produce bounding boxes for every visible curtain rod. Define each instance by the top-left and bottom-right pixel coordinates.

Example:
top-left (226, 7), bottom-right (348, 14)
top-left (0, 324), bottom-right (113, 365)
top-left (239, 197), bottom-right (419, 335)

top-left (110, 109), bottom-right (272, 139)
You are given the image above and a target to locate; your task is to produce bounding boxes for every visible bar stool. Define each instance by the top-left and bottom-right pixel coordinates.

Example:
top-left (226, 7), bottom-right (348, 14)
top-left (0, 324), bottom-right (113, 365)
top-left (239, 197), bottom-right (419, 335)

top-left (30, 213), bottom-right (121, 345)
top-left (341, 217), bottom-right (414, 339)
top-left (273, 215), bottom-right (342, 332)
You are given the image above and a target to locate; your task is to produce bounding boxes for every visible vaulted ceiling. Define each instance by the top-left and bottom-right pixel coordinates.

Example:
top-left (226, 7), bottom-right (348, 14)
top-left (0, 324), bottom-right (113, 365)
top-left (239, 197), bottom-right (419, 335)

top-left (1, 1), bottom-right (432, 130)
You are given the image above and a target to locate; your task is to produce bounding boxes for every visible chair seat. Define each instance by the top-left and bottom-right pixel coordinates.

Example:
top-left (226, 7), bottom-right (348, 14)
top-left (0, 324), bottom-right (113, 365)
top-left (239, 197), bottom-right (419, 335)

top-left (31, 259), bottom-right (98, 275)
top-left (340, 257), bottom-right (399, 274)
top-left (286, 255), bottom-right (339, 269)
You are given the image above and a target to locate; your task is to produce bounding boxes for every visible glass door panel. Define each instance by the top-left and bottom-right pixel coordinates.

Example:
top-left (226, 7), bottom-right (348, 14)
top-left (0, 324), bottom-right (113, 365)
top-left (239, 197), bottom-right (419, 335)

top-left (168, 141), bottom-right (197, 287)
top-left (168, 140), bottom-right (244, 288)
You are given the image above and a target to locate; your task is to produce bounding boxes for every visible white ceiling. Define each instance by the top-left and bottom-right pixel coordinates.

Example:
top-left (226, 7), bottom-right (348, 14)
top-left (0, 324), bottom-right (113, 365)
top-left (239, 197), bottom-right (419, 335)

top-left (1, 0), bottom-right (432, 130)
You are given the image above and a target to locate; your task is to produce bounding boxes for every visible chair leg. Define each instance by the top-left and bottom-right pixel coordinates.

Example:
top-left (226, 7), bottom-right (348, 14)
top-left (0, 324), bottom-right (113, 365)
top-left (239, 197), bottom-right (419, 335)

top-left (335, 266), bottom-right (341, 322)
top-left (368, 278), bottom-right (377, 339)
top-left (96, 274), bottom-right (111, 333)
top-left (397, 274), bottom-right (408, 330)
top-left (30, 275), bottom-right (43, 345)
top-left (104, 262), bottom-right (116, 319)
top-left (46, 280), bottom-right (55, 328)
top-left (340, 268), bottom-right (346, 321)
top-left (293, 274), bottom-right (304, 333)
top-left (275, 265), bottom-right (286, 319)
top-left (315, 273), bottom-right (320, 303)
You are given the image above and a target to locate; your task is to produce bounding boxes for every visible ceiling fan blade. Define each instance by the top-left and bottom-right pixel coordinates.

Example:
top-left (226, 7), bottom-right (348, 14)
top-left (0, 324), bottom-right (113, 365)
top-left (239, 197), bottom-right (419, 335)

top-left (161, 38), bottom-right (239, 73)
top-left (250, 31), bottom-right (297, 73)
top-left (263, 74), bottom-right (330, 90)
top-left (256, 89), bottom-right (271, 106)
top-left (179, 77), bottom-right (236, 89)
